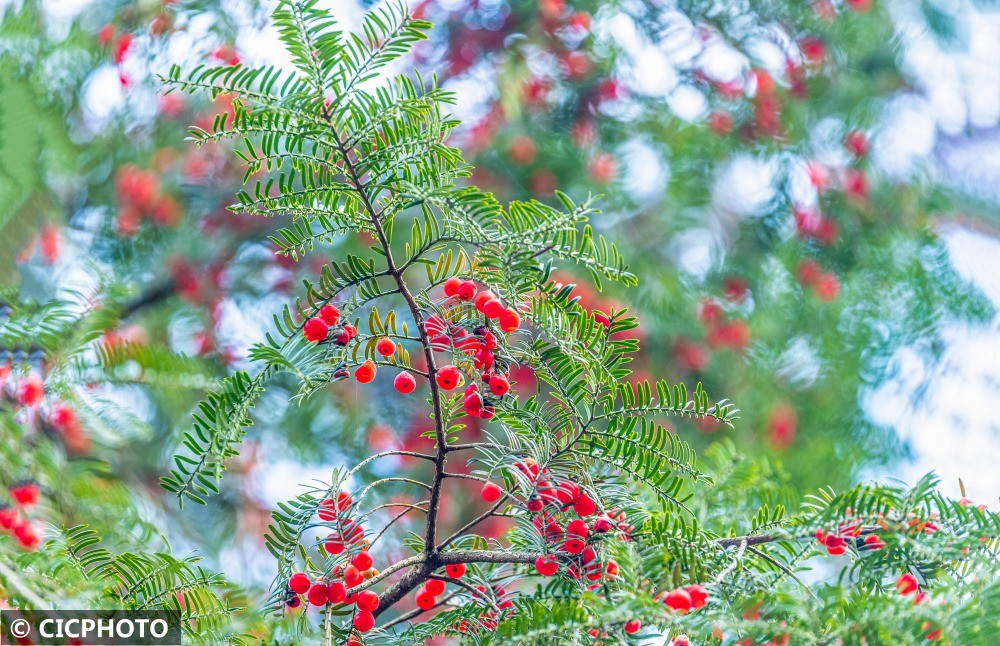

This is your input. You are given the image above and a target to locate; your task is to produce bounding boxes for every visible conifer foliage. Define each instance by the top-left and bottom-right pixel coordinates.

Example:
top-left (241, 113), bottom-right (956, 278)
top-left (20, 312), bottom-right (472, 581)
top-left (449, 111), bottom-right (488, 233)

top-left (147, 1), bottom-right (1000, 643)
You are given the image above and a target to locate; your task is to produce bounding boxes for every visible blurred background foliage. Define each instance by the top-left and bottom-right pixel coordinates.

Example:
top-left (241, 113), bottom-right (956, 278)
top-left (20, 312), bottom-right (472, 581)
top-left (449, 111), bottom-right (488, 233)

top-left (1, 0), bottom-right (998, 601)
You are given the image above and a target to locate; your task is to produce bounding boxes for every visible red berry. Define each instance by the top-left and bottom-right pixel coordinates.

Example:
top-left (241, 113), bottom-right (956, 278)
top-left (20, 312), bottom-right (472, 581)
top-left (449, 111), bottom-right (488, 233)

top-left (527, 497), bottom-right (544, 512)
top-left (686, 584), bottom-right (708, 608)
top-left (288, 572), bottom-right (311, 594)
top-left (394, 371), bottom-right (416, 394)
top-left (482, 299), bottom-right (504, 319)
top-left (112, 33), bottom-right (133, 64)
top-left (574, 493), bottom-right (597, 517)
top-left (344, 565), bottom-right (363, 587)
top-left (556, 482), bottom-right (579, 505)
top-left (489, 375), bottom-right (510, 397)
top-left (353, 610), bottom-right (375, 633)
top-left (443, 277), bottom-right (462, 296)
top-left (624, 619), bottom-right (641, 634)
top-left (303, 317), bottom-right (329, 342)
top-left (9, 483), bottom-right (39, 508)
top-left (415, 590), bottom-right (436, 610)
top-left (845, 130), bottom-right (869, 158)
top-left (328, 581), bottom-right (347, 603)
top-left (480, 404), bottom-right (495, 420)
top-left (343, 324), bottom-right (358, 338)
top-left (499, 308), bottom-right (520, 332)
top-left (324, 534), bottom-right (345, 554)
top-left (436, 365), bottom-right (460, 390)
top-left (286, 595), bottom-right (301, 608)
top-left (534, 554), bottom-right (558, 577)
top-left (457, 280), bottom-right (478, 301)
top-left (564, 537), bottom-right (585, 555)
top-left (474, 290), bottom-right (495, 312)
top-left (896, 573), bottom-right (919, 596)
top-left (445, 563), bottom-right (466, 578)
top-left (307, 583), bottom-right (329, 606)
top-left (318, 304), bottom-right (340, 325)
top-left (376, 337), bottom-right (396, 356)
top-left (481, 482), bottom-right (502, 502)
top-left (355, 361), bottom-right (377, 384)
top-left (352, 551), bottom-right (373, 571)
top-left (605, 560), bottom-right (619, 577)
top-left (357, 590), bottom-right (379, 612)
top-left (567, 519), bottom-right (589, 538)
top-left (664, 588), bottom-right (692, 613)
top-left (425, 579), bottom-right (446, 596)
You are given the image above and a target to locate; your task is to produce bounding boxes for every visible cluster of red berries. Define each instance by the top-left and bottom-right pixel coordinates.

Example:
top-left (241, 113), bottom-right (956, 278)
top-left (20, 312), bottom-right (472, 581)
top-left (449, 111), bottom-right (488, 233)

top-left (586, 617), bottom-right (642, 640)
top-left (483, 459), bottom-right (633, 590)
top-left (303, 305), bottom-right (356, 345)
top-left (0, 483), bottom-right (42, 551)
top-left (282, 492), bottom-right (382, 635)
top-left (815, 524), bottom-right (885, 556)
top-left (795, 259), bottom-right (841, 303)
top-left (286, 553), bottom-right (380, 633)
top-left (896, 574), bottom-right (943, 642)
top-left (413, 563), bottom-right (466, 611)
top-left (698, 299), bottom-right (750, 350)
top-left (656, 583), bottom-right (709, 613)
top-left (114, 164), bottom-right (182, 235)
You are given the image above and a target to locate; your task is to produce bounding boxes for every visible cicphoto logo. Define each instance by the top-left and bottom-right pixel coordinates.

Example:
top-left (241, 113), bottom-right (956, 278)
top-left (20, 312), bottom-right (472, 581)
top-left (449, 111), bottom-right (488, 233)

top-left (0, 610), bottom-right (180, 645)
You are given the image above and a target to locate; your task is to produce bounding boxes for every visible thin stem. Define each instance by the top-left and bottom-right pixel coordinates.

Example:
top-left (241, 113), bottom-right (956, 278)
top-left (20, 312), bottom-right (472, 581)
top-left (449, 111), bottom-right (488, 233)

top-left (438, 495), bottom-right (511, 550)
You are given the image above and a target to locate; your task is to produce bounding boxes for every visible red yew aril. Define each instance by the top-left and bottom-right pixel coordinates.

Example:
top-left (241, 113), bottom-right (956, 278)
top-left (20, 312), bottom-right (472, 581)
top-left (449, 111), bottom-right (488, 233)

top-left (624, 619), bottom-right (641, 634)
top-left (353, 610), bottom-right (375, 632)
top-left (457, 280), bottom-right (478, 301)
top-left (526, 496), bottom-right (544, 512)
top-left (355, 361), bottom-right (377, 384)
top-left (343, 324), bottom-right (358, 339)
top-left (574, 493), bottom-right (597, 517)
top-left (425, 579), bottom-right (446, 595)
top-left (288, 572), bottom-right (311, 594)
top-left (605, 560), bottom-right (619, 577)
top-left (481, 482), bottom-right (502, 502)
top-left (9, 483), bottom-right (39, 507)
top-left (896, 573), bottom-right (919, 596)
top-left (18, 372), bottom-right (44, 407)
top-left (499, 308), bottom-right (521, 332)
top-left (687, 584), bottom-right (708, 608)
top-left (489, 375), bottom-right (510, 397)
top-left (307, 583), bottom-right (329, 606)
top-left (328, 581), bottom-right (347, 603)
top-left (376, 337), bottom-right (396, 356)
top-left (592, 516), bottom-right (613, 533)
top-left (352, 550), bottom-right (373, 571)
top-left (344, 564), bottom-right (363, 587)
top-left (479, 403), bottom-right (495, 420)
top-left (286, 595), bottom-right (301, 608)
top-left (567, 519), bottom-right (589, 538)
top-left (112, 33), bottom-right (134, 64)
top-left (303, 317), bottom-right (329, 343)
top-left (415, 590), bottom-right (436, 610)
top-left (482, 299), bottom-right (504, 319)
top-left (474, 290), bottom-right (495, 312)
top-left (436, 365), bottom-right (460, 390)
top-left (445, 563), bottom-right (466, 578)
top-left (394, 371), bottom-right (416, 394)
top-left (535, 554), bottom-right (558, 576)
top-left (357, 590), bottom-right (379, 612)
top-left (318, 304), bottom-right (340, 325)
top-left (556, 482), bottom-right (579, 505)
top-left (665, 588), bottom-right (693, 613)
top-left (443, 277), bottom-right (461, 296)
top-left (564, 537), bottom-right (585, 554)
